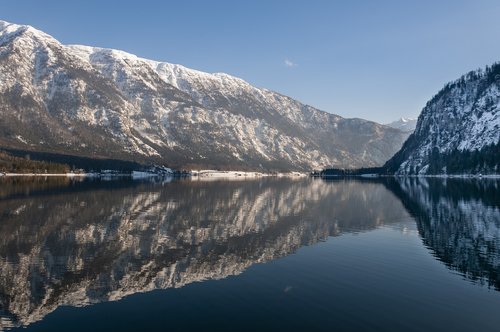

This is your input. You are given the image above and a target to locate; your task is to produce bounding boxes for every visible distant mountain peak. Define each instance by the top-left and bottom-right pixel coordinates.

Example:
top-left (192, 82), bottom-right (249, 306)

top-left (385, 117), bottom-right (417, 132)
top-left (400, 117), bottom-right (415, 122)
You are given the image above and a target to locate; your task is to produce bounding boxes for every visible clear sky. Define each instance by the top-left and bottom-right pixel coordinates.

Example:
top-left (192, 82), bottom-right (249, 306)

top-left (3, 0), bottom-right (500, 123)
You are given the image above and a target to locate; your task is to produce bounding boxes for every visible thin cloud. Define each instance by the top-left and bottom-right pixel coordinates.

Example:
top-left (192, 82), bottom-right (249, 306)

top-left (284, 59), bottom-right (297, 68)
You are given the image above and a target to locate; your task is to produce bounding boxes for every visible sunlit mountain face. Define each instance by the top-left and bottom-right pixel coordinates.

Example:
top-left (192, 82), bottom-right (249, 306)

top-left (0, 20), bottom-right (408, 171)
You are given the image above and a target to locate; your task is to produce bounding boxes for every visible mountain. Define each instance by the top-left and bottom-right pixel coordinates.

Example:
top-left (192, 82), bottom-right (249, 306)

top-left (0, 20), bottom-right (408, 171)
top-left (385, 117), bottom-right (417, 132)
top-left (385, 64), bottom-right (500, 175)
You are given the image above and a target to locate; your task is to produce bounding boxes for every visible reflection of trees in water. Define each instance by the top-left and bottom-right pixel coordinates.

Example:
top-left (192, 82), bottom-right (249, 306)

top-left (0, 178), bottom-right (408, 329)
top-left (387, 178), bottom-right (500, 291)
top-left (0, 177), bottom-right (73, 199)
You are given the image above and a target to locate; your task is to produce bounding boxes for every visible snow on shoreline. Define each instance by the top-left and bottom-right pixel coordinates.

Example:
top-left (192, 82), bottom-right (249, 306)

top-left (0, 170), bottom-right (309, 179)
top-left (0, 173), bottom-right (89, 177)
top-left (191, 170), bottom-right (307, 180)
top-left (393, 174), bottom-right (500, 179)
top-left (2, 171), bottom-right (497, 179)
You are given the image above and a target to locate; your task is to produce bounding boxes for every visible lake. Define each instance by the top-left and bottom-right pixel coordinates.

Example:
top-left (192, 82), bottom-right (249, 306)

top-left (0, 177), bottom-right (499, 331)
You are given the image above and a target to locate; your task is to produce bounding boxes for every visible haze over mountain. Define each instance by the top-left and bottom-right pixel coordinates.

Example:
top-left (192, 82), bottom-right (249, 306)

top-left (385, 118), bottom-right (417, 133)
top-left (0, 20), bottom-right (408, 171)
top-left (385, 64), bottom-right (500, 175)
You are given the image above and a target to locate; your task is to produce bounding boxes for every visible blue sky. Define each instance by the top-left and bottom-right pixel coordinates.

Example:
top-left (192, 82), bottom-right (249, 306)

top-left (3, 0), bottom-right (500, 123)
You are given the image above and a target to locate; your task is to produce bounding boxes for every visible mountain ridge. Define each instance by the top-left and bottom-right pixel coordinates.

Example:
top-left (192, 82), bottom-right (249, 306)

top-left (0, 20), bottom-right (408, 171)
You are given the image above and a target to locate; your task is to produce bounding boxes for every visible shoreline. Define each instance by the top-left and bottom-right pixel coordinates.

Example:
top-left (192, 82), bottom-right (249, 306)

top-left (318, 174), bottom-right (500, 179)
top-left (191, 170), bottom-right (307, 179)
top-left (0, 170), bottom-right (309, 179)
top-left (0, 173), bottom-right (89, 177)
top-left (2, 172), bottom-right (499, 179)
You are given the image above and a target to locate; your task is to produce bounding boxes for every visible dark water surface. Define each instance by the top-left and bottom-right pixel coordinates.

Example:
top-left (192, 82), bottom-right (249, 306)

top-left (0, 177), bottom-right (499, 331)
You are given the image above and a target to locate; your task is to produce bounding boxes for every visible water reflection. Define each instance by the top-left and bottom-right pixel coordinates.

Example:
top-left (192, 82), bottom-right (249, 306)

top-left (0, 178), bottom-right (407, 329)
top-left (388, 178), bottom-right (500, 290)
top-left (0, 177), bottom-right (499, 330)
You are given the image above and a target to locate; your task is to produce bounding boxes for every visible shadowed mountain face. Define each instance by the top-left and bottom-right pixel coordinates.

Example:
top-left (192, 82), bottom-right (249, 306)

top-left (0, 20), bottom-right (408, 171)
top-left (0, 178), bottom-right (408, 329)
top-left (387, 178), bottom-right (500, 290)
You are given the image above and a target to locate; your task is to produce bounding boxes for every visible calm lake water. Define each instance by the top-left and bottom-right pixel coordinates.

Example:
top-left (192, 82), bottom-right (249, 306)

top-left (0, 177), bottom-right (499, 331)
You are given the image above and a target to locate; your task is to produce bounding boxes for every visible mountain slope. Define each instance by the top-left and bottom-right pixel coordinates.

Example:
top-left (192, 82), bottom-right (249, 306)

top-left (0, 20), bottom-right (408, 171)
top-left (385, 64), bottom-right (500, 175)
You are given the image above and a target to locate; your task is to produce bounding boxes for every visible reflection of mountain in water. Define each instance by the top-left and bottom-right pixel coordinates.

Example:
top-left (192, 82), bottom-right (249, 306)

top-left (0, 178), bottom-right (408, 330)
top-left (389, 178), bottom-right (500, 290)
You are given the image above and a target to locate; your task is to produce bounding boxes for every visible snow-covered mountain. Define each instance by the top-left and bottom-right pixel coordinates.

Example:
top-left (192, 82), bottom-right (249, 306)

top-left (385, 117), bottom-right (417, 132)
top-left (385, 65), bottom-right (500, 175)
top-left (0, 20), bottom-right (408, 171)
